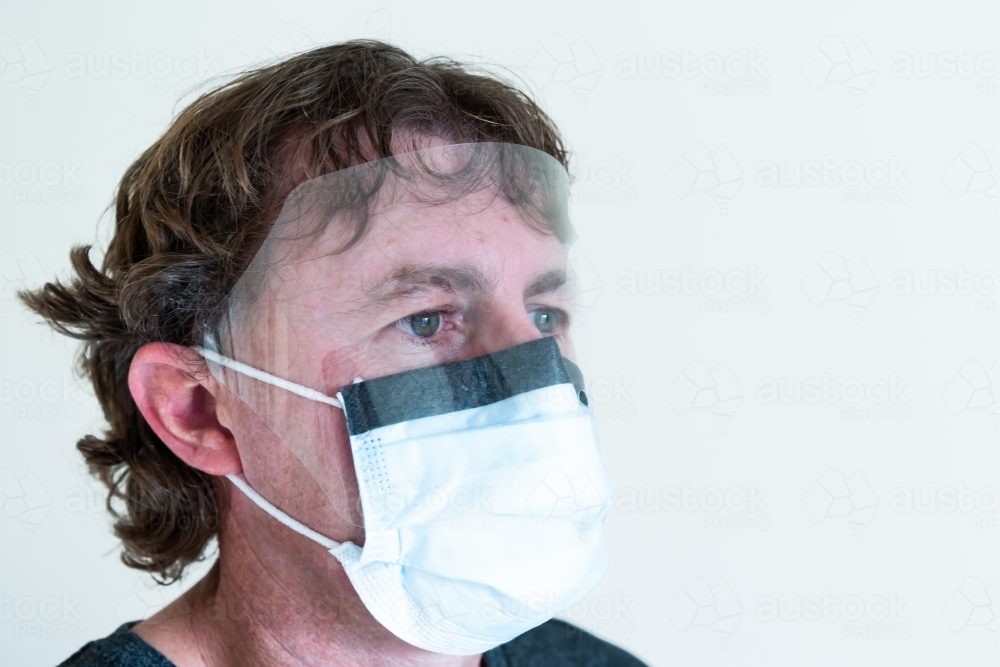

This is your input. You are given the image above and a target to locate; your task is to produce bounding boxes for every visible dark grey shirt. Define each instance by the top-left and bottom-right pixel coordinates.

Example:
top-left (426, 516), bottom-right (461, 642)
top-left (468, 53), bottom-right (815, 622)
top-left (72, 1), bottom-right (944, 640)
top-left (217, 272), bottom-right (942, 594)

top-left (58, 619), bottom-right (648, 666)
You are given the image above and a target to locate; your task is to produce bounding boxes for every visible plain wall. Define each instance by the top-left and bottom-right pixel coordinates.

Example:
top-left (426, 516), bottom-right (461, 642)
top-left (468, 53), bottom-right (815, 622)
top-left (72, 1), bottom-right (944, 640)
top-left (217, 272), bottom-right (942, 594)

top-left (1, 1), bottom-right (998, 665)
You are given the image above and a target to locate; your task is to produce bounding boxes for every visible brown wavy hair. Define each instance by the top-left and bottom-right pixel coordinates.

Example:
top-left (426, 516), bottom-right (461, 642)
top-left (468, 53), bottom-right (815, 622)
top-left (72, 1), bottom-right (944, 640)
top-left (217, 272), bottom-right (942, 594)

top-left (19, 40), bottom-right (568, 583)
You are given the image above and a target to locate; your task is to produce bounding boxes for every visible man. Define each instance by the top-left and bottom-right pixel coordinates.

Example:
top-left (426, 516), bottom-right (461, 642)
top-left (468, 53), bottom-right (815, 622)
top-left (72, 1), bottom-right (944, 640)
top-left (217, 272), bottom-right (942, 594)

top-left (24, 40), bottom-right (646, 667)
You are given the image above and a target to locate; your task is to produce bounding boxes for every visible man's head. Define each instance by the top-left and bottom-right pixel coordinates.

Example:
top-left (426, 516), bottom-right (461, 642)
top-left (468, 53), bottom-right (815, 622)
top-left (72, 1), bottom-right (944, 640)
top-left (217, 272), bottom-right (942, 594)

top-left (21, 41), bottom-right (571, 583)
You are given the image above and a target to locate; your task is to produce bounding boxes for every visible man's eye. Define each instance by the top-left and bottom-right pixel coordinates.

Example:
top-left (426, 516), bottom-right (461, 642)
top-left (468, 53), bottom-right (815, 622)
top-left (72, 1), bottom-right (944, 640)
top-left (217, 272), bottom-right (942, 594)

top-left (405, 312), bottom-right (442, 337)
top-left (533, 309), bottom-right (559, 334)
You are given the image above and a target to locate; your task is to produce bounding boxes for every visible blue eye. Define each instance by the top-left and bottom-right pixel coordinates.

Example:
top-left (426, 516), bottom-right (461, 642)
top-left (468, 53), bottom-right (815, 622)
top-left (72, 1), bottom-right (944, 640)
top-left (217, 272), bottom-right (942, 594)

top-left (407, 313), bottom-right (442, 337)
top-left (533, 309), bottom-right (558, 333)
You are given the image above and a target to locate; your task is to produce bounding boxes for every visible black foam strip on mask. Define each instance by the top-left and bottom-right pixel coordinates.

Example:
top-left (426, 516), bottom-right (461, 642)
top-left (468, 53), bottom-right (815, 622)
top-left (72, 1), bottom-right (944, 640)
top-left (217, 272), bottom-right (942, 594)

top-left (338, 336), bottom-right (586, 435)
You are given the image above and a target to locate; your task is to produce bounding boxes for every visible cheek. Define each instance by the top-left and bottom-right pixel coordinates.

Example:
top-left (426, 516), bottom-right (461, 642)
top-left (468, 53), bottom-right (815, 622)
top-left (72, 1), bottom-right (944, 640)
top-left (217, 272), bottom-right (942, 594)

top-left (302, 406), bottom-right (363, 529)
top-left (226, 385), bottom-right (363, 534)
top-left (319, 342), bottom-right (387, 389)
top-left (225, 398), bottom-right (296, 493)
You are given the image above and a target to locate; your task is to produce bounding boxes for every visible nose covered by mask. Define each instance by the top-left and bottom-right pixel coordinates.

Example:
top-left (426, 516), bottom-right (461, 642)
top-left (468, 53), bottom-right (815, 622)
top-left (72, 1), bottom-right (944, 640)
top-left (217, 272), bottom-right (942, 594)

top-left (199, 336), bottom-right (614, 655)
top-left (197, 142), bottom-right (615, 655)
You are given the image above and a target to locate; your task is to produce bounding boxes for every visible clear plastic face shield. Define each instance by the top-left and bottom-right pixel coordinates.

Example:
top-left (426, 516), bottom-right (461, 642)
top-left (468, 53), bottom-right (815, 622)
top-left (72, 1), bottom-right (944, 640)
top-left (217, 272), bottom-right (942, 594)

top-left (197, 143), bottom-right (614, 654)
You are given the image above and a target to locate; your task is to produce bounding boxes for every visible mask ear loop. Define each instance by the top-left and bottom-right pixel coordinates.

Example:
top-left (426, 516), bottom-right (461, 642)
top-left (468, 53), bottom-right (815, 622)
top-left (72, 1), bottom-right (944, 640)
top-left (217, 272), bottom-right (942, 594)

top-left (226, 472), bottom-right (342, 550)
top-left (194, 347), bottom-right (343, 410)
top-left (191, 347), bottom-right (351, 550)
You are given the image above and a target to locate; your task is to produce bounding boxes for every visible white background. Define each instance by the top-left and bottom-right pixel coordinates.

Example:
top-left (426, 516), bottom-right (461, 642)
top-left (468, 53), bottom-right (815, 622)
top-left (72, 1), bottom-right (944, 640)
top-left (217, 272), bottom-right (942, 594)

top-left (2, 1), bottom-right (999, 665)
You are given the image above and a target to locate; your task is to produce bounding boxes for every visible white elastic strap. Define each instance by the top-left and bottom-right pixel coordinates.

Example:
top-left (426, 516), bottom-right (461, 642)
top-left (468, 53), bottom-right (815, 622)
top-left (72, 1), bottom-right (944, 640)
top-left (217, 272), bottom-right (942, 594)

top-left (194, 347), bottom-right (343, 410)
top-left (226, 473), bottom-right (341, 550)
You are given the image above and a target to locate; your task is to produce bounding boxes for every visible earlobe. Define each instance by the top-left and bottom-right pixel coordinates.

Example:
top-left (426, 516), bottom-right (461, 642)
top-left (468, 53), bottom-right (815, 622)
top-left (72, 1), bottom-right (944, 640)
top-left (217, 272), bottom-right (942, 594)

top-left (129, 342), bottom-right (243, 476)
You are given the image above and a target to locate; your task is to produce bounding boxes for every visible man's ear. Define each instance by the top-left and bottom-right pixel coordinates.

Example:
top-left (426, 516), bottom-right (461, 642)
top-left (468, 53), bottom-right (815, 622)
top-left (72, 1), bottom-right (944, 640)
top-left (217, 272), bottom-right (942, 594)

top-left (129, 342), bottom-right (242, 476)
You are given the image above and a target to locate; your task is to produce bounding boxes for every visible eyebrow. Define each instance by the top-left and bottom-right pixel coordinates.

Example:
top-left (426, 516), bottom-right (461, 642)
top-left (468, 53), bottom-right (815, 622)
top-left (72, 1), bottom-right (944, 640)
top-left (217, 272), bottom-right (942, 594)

top-left (524, 269), bottom-right (567, 299)
top-left (366, 265), bottom-right (567, 304)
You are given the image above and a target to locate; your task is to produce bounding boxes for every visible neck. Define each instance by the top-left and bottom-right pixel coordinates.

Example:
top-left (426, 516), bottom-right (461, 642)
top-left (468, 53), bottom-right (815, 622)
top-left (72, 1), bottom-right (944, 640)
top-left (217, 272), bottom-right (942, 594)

top-left (133, 490), bottom-right (482, 667)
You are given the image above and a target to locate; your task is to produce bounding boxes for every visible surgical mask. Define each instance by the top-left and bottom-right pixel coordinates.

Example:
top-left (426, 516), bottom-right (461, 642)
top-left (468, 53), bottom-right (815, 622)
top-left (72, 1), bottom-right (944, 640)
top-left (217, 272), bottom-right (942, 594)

top-left (197, 336), bottom-right (614, 655)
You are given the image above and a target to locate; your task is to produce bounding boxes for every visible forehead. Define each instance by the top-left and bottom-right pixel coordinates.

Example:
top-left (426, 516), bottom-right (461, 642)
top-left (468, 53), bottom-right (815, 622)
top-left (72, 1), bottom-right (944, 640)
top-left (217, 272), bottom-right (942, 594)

top-left (269, 189), bottom-right (568, 295)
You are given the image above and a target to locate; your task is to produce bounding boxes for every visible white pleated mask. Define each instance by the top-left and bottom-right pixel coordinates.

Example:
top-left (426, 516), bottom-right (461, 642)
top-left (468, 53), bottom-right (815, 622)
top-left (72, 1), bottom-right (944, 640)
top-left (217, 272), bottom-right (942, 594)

top-left (197, 336), bottom-right (614, 655)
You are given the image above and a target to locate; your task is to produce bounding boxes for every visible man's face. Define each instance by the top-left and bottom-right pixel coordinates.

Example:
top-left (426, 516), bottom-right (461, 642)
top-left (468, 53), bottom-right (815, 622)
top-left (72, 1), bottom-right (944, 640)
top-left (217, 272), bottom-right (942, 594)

top-left (220, 186), bottom-right (574, 545)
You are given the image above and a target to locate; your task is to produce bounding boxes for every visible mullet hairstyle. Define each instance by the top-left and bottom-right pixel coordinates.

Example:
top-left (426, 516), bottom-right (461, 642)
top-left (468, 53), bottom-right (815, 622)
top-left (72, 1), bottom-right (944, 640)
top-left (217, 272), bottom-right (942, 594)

top-left (20, 40), bottom-right (568, 582)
